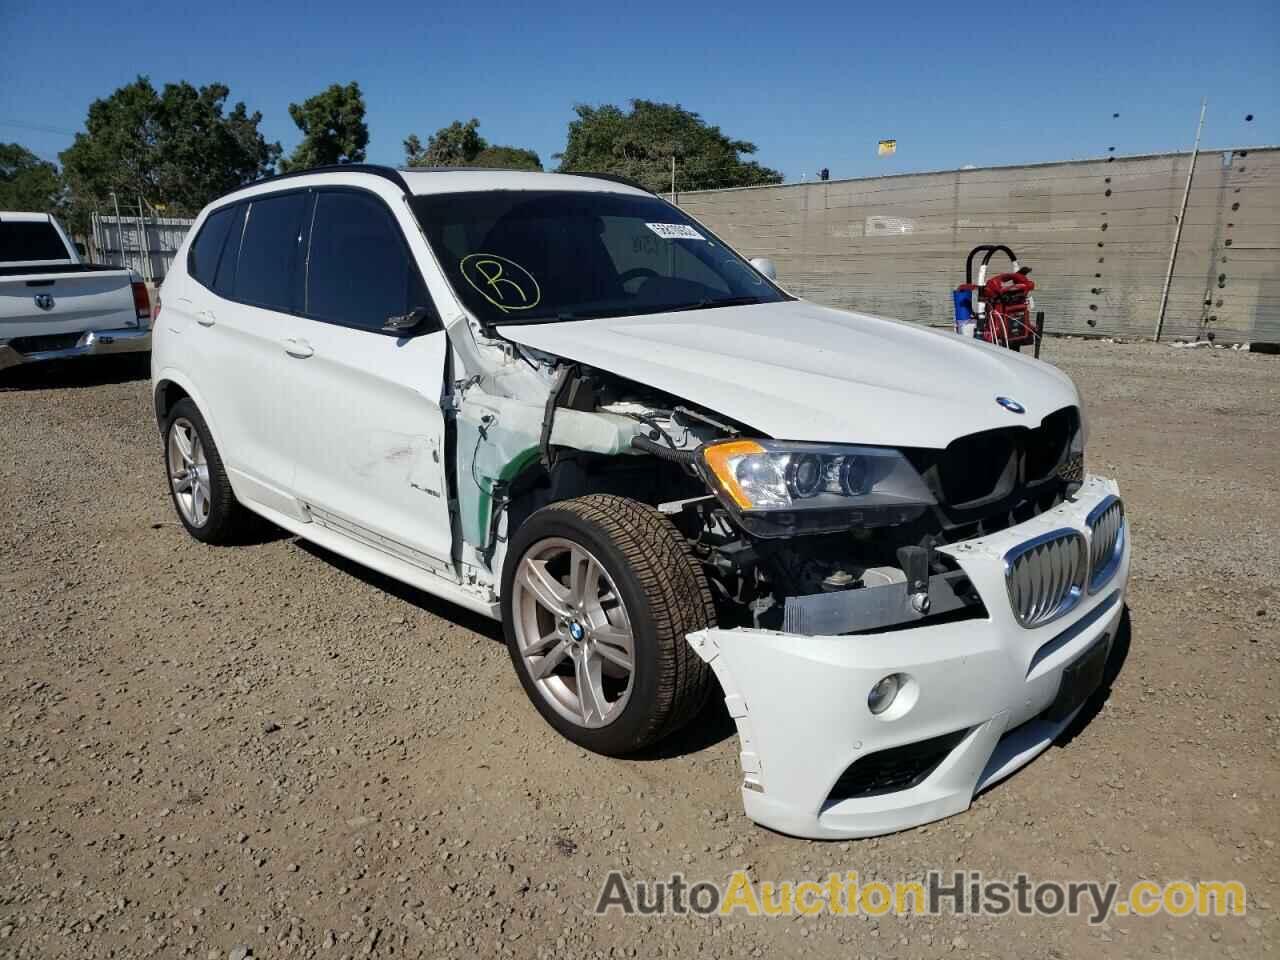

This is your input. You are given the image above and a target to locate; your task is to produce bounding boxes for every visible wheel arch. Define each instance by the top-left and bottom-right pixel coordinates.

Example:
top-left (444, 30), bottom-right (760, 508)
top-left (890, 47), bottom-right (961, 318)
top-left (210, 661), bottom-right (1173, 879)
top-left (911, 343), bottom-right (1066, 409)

top-left (152, 368), bottom-right (228, 457)
top-left (500, 459), bottom-right (554, 547)
top-left (493, 454), bottom-right (697, 572)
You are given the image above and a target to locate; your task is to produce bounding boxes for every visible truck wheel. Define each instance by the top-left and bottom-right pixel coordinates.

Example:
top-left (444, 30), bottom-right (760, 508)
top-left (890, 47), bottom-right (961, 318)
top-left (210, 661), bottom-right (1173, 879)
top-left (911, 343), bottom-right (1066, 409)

top-left (501, 495), bottom-right (715, 756)
top-left (162, 398), bottom-right (250, 545)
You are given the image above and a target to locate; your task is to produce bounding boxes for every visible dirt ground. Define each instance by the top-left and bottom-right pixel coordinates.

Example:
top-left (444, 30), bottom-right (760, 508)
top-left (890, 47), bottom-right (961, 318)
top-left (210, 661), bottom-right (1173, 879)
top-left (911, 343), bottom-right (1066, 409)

top-left (1, 338), bottom-right (1276, 959)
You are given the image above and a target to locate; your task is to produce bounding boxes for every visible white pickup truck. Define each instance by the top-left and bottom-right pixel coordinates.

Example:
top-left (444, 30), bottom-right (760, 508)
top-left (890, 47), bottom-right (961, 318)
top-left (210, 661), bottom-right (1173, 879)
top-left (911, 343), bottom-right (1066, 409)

top-left (0, 211), bottom-right (152, 371)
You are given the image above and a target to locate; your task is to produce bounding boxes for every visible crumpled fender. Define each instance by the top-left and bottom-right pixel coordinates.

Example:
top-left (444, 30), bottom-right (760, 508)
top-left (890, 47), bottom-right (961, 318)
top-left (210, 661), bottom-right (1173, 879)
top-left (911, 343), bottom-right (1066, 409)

top-left (456, 391), bottom-right (647, 550)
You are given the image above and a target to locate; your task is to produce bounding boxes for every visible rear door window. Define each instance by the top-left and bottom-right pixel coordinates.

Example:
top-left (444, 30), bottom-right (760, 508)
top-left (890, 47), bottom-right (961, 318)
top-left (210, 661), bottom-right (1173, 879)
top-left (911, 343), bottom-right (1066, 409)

top-left (234, 192), bottom-right (307, 312)
top-left (187, 206), bottom-right (235, 287)
top-left (305, 190), bottom-right (427, 332)
top-left (213, 203), bottom-right (246, 298)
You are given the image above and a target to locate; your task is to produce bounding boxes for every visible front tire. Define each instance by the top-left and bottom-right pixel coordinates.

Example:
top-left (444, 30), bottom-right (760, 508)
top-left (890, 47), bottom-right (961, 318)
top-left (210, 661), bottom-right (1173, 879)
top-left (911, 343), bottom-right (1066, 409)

top-left (501, 495), bottom-right (716, 756)
top-left (162, 398), bottom-right (250, 544)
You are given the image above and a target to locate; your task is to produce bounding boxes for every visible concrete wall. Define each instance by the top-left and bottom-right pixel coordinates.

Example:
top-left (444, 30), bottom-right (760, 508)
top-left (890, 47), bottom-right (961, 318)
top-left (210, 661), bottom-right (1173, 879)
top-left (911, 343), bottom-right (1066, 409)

top-left (676, 147), bottom-right (1280, 342)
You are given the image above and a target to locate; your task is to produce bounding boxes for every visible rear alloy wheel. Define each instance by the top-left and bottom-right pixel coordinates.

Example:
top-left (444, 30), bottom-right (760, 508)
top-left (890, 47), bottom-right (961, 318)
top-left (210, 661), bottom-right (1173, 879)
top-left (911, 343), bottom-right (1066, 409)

top-left (162, 397), bottom-right (251, 544)
top-left (502, 495), bottom-right (715, 756)
top-left (167, 417), bottom-right (211, 529)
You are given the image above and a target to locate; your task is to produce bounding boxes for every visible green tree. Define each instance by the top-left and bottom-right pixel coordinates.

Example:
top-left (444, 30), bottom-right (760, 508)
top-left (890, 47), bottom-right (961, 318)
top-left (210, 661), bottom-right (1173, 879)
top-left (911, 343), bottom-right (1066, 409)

top-left (404, 118), bottom-right (542, 170)
top-left (59, 77), bottom-right (161, 226)
top-left (404, 118), bottom-right (484, 167)
top-left (154, 82), bottom-right (281, 207)
top-left (280, 82), bottom-right (368, 172)
top-left (59, 76), bottom-right (279, 230)
top-left (0, 143), bottom-right (64, 213)
top-left (556, 100), bottom-right (782, 193)
top-left (472, 145), bottom-right (542, 171)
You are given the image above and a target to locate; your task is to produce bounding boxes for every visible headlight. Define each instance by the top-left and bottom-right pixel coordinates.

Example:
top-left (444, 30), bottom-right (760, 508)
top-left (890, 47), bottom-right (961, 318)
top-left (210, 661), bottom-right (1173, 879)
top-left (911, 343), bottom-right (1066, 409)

top-left (698, 439), bottom-right (936, 537)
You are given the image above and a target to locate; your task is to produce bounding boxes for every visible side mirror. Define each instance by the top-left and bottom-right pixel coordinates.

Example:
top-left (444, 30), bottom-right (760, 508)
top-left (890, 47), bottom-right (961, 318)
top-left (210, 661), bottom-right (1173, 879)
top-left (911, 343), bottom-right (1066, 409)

top-left (382, 306), bottom-right (433, 336)
top-left (749, 257), bottom-right (778, 281)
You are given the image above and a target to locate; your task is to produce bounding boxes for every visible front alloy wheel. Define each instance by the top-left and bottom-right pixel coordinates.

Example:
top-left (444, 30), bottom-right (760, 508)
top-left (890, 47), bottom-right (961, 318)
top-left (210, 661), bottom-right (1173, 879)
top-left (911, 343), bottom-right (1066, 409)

top-left (511, 537), bottom-right (636, 728)
top-left (501, 495), bottom-right (716, 756)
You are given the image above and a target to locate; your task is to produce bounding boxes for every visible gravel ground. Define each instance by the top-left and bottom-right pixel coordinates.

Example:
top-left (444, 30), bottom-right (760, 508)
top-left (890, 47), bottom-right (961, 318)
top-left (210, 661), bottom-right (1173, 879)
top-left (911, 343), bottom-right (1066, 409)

top-left (0, 339), bottom-right (1276, 959)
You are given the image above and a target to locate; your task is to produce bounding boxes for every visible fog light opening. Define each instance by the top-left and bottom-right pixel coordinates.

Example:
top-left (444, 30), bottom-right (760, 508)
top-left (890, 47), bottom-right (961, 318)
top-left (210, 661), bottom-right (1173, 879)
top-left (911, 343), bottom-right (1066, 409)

top-left (868, 673), bottom-right (906, 715)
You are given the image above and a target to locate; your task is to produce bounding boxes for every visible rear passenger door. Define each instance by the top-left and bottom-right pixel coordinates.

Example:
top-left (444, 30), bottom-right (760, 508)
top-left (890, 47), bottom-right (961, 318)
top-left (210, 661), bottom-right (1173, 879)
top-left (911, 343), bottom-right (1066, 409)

top-left (280, 188), bottom-right (455, 571)
top-left (186, 190), bottom-right (307, 518)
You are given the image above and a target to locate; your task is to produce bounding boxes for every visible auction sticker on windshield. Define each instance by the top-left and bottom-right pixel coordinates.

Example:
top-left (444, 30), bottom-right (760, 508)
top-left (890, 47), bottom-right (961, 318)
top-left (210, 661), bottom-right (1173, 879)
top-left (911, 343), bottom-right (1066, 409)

top-left (646, 222), bottom-right (705, 241)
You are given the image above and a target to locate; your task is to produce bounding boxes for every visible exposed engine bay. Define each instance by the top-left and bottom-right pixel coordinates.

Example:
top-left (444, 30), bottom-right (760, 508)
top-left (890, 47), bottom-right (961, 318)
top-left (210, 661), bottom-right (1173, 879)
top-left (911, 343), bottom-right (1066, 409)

top-left (448, 313), bottom-right (1086, 637)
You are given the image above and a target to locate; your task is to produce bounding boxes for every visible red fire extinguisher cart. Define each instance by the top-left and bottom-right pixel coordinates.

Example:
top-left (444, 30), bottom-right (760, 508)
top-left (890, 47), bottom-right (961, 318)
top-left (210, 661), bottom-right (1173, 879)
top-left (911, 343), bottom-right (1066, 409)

top-left (953, 245), bottom-right (1044, 356)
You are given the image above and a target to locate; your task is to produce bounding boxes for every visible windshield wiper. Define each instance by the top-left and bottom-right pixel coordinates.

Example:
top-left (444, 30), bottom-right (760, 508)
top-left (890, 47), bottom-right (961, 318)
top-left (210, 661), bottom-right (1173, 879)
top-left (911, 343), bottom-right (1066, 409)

top-left (666, 295), bottom-right (767, 313)
top-left (491, 306), bottom-right (641, 325)
top-left (489, 297), bottom-right (768, 326)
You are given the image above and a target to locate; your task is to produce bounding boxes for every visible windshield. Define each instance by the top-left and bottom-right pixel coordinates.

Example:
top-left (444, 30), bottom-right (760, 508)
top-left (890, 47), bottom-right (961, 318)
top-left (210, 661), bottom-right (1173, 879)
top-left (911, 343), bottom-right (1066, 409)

top-left (410, 190), bottom-right (789, 325)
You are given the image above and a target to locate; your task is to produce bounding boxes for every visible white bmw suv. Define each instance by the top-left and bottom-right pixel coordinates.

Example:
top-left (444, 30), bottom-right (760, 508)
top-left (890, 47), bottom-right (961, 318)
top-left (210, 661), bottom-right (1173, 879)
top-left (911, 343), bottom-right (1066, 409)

top-left (154, 165), bottom-right (1129, 839)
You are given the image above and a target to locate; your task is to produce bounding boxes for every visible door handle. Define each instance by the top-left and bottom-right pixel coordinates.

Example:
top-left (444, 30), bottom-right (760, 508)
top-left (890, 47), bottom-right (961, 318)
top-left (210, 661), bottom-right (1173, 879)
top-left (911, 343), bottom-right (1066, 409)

top-left (196, 311), bottom-right (216, 327)
top-left (282, 337), bottom-right (314, 359)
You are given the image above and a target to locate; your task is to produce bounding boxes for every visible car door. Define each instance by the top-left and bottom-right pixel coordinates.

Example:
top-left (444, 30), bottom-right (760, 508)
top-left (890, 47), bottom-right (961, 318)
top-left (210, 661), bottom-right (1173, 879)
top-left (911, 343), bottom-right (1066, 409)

top-left (279, 187), bottom-right (454, 570)
top-left (184, 191), bottom-right (307, 518)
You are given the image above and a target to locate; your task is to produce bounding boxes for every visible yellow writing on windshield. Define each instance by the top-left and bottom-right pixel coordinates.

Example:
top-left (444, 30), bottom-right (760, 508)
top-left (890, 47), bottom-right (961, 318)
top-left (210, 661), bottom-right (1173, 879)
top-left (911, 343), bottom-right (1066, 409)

top-left (460, 253), bottom-right (542, 312)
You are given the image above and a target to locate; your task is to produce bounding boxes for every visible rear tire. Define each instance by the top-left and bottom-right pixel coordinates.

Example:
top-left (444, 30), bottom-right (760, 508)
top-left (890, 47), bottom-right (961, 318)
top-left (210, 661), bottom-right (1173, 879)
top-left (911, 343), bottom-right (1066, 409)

top-left (162, 398), bottom-right (251, 544)
top-left (501, 495), bottom-right (716, 756)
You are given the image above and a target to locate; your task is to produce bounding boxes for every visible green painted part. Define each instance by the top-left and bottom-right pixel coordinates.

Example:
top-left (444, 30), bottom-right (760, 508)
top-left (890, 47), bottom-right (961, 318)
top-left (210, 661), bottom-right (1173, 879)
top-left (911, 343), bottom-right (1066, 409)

top-left (473, 445), bottom-right (541, 545)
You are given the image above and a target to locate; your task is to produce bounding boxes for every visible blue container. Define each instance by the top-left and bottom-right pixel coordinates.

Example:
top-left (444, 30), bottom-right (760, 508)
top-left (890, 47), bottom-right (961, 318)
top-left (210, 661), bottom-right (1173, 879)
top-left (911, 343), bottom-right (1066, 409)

top-left (952, 288), bottom-right (973, 332)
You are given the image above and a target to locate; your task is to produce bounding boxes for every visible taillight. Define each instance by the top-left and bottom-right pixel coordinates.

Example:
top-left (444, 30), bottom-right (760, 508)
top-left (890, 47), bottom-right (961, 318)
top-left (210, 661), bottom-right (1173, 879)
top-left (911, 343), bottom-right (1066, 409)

top-left (131, 281), bottom-right (151, 322)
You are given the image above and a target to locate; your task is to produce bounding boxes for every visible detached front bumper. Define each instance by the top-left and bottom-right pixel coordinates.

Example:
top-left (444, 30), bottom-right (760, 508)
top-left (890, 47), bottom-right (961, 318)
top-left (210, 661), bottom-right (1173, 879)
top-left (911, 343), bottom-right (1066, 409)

top-left (688, 475), bottom-right (1130, 840)
top-left (0, 327), bottom-right (151, 371)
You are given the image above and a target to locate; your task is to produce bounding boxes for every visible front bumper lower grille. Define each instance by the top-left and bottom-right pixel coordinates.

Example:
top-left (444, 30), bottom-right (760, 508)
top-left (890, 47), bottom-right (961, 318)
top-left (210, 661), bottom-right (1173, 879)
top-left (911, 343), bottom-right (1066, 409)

top-left (1004, 529), bottom-right (1087, 627)
top-left (1086, 496), bottom-right (1125, 592)
top-left (827, 729), bottom-right (971, 802)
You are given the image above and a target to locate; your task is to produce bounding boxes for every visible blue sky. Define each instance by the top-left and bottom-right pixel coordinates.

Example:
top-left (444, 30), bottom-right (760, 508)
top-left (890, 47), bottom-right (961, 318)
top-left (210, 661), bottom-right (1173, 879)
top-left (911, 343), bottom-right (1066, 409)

top-left (2, 0), bottom-right (1276, 183)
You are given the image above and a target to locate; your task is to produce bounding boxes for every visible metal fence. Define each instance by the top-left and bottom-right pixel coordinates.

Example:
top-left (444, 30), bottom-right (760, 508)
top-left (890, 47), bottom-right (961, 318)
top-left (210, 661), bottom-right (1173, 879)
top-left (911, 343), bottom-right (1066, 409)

top-left (88, 208), bottom-right (194, 283)
top-left (675, 147), bottom-right (1280, 342)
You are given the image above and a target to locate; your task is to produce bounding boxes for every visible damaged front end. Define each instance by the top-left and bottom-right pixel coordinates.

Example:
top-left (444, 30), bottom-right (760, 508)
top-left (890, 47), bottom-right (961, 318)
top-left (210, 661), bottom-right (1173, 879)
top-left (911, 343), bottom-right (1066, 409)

top-left (686, 475), bottom-right (1128, 839)
top-left (445, 309), bottom-right (727, 582)
top-left (452, 298), bottom-right (1083, 626)
top-left (447, 309), bottom-right (1125, 840)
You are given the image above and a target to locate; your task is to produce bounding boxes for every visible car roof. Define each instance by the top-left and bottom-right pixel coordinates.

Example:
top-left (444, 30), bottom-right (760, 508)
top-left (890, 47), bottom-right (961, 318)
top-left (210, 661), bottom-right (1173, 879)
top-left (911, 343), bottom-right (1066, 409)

top-left (401, 169), bottom-right (651, 197)
top-left (214, 165), bottom-right (653, 205)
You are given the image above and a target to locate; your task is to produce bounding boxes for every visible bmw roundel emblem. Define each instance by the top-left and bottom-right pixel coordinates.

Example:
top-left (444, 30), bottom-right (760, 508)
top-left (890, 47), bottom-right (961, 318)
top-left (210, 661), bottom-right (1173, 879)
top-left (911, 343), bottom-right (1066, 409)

top-left (996, 396), bottom-right (1026, 414)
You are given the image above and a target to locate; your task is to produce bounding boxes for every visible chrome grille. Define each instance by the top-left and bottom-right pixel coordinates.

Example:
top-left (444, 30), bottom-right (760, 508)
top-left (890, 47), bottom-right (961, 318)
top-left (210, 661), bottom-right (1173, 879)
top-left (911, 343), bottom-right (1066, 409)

top-left (1086, 496), bottom-right (1125, 592)
top-left (1004, 529), bottom-right (1087, 628)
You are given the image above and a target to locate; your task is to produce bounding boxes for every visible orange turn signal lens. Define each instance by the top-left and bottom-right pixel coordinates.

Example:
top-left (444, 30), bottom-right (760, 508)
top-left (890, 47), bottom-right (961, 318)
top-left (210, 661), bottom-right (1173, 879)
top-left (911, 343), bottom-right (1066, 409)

top-left (701, 439), bottom-right (766, 510)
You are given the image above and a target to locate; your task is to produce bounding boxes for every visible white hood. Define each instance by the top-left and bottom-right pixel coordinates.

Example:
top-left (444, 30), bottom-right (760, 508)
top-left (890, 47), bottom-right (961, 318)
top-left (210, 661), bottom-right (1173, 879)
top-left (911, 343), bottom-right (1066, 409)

top-left (500, 300), bottom-right (1079, 449)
